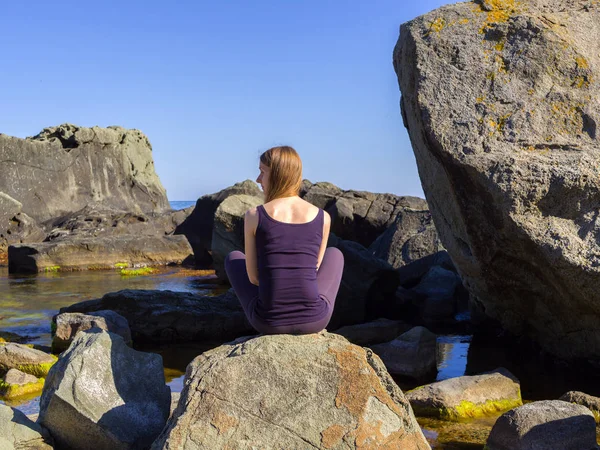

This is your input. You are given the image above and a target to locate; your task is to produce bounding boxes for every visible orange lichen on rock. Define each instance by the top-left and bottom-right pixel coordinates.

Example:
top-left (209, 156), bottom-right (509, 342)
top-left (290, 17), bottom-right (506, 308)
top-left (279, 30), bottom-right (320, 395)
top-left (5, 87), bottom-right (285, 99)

top-left (210, 410), bottom-right (238, 435)
top-left (328, 345), bottom-right (425, 449)
top-left (475, 0), bottom-right (522, 33)
top-left (321, 424), bottom-right (347, 449)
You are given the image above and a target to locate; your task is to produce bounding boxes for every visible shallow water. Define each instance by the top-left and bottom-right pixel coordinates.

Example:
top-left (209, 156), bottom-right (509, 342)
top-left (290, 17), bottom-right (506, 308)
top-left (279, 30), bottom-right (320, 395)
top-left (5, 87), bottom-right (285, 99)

top-left (2, 267), bottom-right (600, 447)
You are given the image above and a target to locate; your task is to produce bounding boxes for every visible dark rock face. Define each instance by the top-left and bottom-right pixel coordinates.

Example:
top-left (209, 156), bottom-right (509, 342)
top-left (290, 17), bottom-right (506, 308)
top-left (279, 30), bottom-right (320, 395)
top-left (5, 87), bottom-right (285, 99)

top-left (60, 289), bottom-right (253, 345)
top-left (369, 209), bottom-right (443, 268)
top-left (0, 192), bottom-right (45, 262)
top-left (395, 0), bottom-right (600, 359)
top-left (175, 180), bottom-right (262, 266)
top-left (0, 124), bottom-right (170, 223)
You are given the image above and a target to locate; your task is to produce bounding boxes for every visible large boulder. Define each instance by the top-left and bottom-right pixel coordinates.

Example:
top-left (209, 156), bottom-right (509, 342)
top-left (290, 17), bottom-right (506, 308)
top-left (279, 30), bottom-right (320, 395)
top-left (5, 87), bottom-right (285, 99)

top-left (369, 209), bottom-right (443, 268)
top-left (8, 234), bottom-right (192, 273)
top-left (175, 180), bottom-right (262, 266)
top-left (395, 0), bottom-right (600, 359)
top-left (0, 404), bottom-right (53, 449)
top-left (212, 194), bottom-right (263, 282)
top-left (333, 318), bottom-right (412, 346)
top-left (39, 329), bottom-right (171, 450)
top-left (59, 288), bottom-right (253, 345)
top-left (486, 400), bottom-right (598, 450)
top-left (406, 368), bottom-right (522, 421)
top-left (0, 124), bottom-right (169, 223)
top-left (0, 368), bottom-right (45, 400)
top-left (151, 332), bottom-right (431, 449)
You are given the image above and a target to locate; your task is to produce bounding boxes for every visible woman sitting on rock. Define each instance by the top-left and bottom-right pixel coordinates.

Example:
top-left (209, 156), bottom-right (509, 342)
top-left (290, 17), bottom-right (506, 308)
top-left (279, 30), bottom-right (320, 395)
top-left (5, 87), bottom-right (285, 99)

top-left (225, 146), bottom-right (344, 335)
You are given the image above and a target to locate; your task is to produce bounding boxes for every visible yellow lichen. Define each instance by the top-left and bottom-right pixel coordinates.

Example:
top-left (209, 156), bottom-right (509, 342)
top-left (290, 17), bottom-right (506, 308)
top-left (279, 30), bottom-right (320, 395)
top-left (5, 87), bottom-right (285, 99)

top-left (0, 378), bottom-right (45, 400)
top-left (477, 0), bottom-right (522, 33)
top-left (120, 267), bottom-right (157, 276)
top-left (16, 357), bottom-right (57, 378)
top-left (114, 262), bottom-right (129, 269)
top-left (44, 266), bottom-right (60, 272)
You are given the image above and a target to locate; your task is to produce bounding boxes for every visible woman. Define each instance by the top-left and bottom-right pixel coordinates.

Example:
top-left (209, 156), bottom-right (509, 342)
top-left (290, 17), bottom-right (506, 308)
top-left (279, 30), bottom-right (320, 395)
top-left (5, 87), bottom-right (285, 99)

top-left (224, 146), bottom-right (344, 335)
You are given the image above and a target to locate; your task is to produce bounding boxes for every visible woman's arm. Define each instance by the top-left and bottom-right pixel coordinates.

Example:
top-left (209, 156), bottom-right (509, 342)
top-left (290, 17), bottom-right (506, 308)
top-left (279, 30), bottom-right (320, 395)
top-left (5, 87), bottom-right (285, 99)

top-left (244, 207), bottom-right (260, 286)
top-left (316, 210), bottom-right (331, 271)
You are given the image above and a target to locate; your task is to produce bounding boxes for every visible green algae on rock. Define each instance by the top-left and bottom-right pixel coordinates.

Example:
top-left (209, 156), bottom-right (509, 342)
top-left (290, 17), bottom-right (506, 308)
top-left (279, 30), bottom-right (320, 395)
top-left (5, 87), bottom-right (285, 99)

top-left (0, 342), bottom-right (57, 378)
top-left (406, 368), bottom-right (522, 421)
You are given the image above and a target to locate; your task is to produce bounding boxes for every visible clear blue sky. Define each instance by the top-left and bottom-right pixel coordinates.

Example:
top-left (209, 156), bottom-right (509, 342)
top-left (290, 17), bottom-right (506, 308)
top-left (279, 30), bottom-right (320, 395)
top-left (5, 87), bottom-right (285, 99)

top-left (1, 0), bottom-right (450, 201)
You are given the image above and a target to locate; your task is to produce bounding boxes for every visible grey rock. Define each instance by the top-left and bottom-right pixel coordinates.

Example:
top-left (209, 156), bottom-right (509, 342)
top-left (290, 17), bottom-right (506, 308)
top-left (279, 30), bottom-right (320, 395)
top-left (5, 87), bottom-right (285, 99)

top-left (327, 234), bottom-right (401, 328)
top-left (0, 343), bottom-right (56, 377)
top-left (59, 288), bottom-right (253, 345)
top-left (486, 400), bottom-right (599, 450)
top-left (410, 266), bottom-right (462, 324)
top-left (170, 392), bottom-right (181, 419)
top-left (3, 368), bottom-right (39, 386)
top-left (212, 194), bottom-right (263, 282)
top-left (333, 318), bottom-right (412, 346)
top-left (371, 326), bottom-right (437, 379)
top-left (406, 368), bottom-right (522, 421)
top-left (8, 234), bottom-right (192, 273)
top-left (175, 180), bottom-right (262, 266)
top-left (0, 124), bottom-right (170, 223)
top-left (397, 250), bottom-right (455, 288)
top-left (38, 329), bottom-right (171, 450)
top-left (151, 332), bottom-right (430, 450)
top-left (0, 404), bottom-right (53, 449)
top-left (395, 0), bottom-right (600, 359)
top-left (369, 209), bottom-right (443, 268)
top-left (560, 391), bottom-right (600, 423)
top-left (52, 310), bottom-right (132, 353)
top-left (0, 192), bottom-right (45, 262)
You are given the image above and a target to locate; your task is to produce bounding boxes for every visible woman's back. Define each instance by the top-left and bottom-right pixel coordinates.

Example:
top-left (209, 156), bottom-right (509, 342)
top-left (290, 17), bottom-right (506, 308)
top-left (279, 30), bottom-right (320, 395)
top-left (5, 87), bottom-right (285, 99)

top-left (254, 199), bottom-right (328, 326)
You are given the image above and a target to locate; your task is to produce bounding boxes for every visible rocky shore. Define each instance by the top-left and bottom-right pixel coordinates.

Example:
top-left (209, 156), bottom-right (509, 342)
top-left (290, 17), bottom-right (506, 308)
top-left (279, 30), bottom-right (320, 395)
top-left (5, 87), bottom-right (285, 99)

top-left (2, 0), bottom-right (600, 447)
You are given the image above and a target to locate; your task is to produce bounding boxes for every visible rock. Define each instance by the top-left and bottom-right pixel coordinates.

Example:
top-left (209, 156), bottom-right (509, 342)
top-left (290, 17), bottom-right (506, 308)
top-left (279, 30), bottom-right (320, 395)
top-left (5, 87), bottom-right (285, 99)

top-left (486, 400), bottom-right (598, 450)
top-left (324, 188), bottom-right (429, 249)
top-left (0, 192), bottom-right (46, 263)
top-left (0, 331), bottom-right (29, 343)
top-left (212, 194), bottom-right (263, 282)
top-left (45, 203), bottom-right (193, 241)
top-left (300, 181), bottom-right (343, 209)
top-left (369, 209), bottom-right (443, 268)
top-left (397, 251), bottom-right (455, 289)
top-left (395, 0), bottom-right (600, 359)
top-left (410, 266), bottom-right (462, 324)
top-left (0, 404), bottom-right (53, 449)
top-left (0, 342), bottom-right (57, 377)
top-left (59, 288), bottom-right (253, 345)
top-left (170, 392), bottom-right (181, 419)
top-left (327, 234), bottom-right (401, 328)
top-left (406, 368), bottom-right (522, 421)
top-left (8, 234), bottom-right (192, 273)
top-left (371, 326), bottom-right (437, 380)
top-left (151, 332), bottom-right (430, 450)
top-left (52, 310), bottom-right (132, 353)
top-left (0, 368), bottom-right (44, 400)
top-left (0, 124), bottom-right (169, 223)
top-left (175, 180), bottom-right (262, 266)
top-left (333, 318), bottom-right (412, 346)
top-left (560, 391), bottom-right (600, 423)
top-left (39, 329), bottom-right (171, 450)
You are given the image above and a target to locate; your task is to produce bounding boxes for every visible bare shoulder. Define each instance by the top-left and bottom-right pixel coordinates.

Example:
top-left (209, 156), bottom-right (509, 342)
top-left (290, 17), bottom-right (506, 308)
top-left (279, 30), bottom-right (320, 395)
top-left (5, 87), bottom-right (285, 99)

top-left (245, 206), bottom-right (259, 226)
top-left (323, 209), bottom-right (331, 225)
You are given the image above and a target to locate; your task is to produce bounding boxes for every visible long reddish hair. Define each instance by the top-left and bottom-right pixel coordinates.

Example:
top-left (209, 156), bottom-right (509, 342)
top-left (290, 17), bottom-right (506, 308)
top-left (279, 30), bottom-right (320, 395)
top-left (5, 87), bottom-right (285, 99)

top-left (260, 146), bottom-right (303, 203)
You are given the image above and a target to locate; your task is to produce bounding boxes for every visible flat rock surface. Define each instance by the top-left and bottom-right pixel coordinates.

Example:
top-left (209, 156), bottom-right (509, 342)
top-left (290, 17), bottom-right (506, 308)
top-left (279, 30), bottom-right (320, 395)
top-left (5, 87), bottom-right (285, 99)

top-left (60, 288), bottom-right (253, 344)
top-left (0, 404), bottom-right (53, 449)
top-left (395, 0), bottom-right (600, 359)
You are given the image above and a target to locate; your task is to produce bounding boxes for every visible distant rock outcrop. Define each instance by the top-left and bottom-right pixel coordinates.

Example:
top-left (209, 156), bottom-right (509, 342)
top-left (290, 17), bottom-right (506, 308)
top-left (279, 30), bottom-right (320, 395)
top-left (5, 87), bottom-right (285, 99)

top-left (395, 0), bottom-right (600, 359)
top-left (0, 124), bottom-right (170, 223)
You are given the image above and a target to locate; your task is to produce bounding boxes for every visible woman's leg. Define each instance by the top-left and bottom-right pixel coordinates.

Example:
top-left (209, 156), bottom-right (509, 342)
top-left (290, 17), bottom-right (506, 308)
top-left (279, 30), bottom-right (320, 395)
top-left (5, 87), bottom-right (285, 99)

top-left (224, 251), bottom-right (260, 326)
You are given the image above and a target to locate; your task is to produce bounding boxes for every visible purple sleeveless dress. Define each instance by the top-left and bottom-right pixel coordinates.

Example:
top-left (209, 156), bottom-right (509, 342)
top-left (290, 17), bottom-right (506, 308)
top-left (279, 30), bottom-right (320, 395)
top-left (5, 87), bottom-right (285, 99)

top-left (254, 204), bottom-right (329, 327)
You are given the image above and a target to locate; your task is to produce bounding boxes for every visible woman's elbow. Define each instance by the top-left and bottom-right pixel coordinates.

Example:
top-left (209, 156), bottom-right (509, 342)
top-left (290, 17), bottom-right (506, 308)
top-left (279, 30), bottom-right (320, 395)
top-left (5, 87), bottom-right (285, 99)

top-left (249, 278), bottom-right (259, 286)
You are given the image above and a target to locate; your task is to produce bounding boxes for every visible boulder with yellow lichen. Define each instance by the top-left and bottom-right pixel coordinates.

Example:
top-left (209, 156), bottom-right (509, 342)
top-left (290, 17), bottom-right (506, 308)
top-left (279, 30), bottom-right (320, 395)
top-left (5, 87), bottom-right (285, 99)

top-left (395, 0), bottom-right (600, 359)
top-left (151, 332), bottom-right (431, 450)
